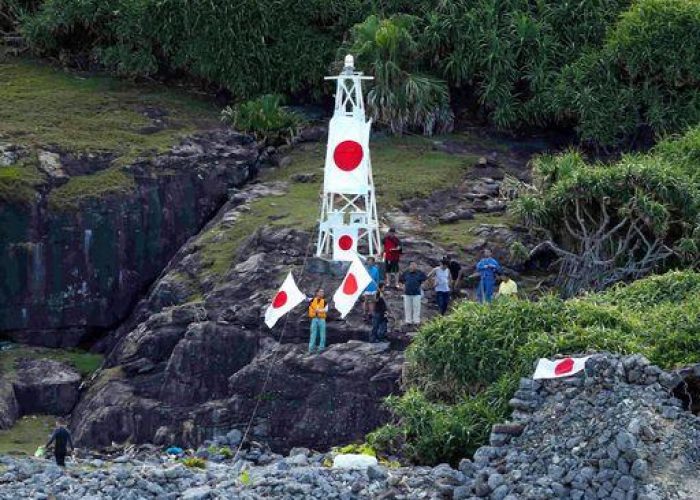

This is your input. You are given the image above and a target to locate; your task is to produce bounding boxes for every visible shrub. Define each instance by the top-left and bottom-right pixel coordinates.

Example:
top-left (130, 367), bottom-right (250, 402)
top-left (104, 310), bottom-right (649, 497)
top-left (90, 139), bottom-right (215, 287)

top-left (345, 14), bottom-right (453, 136)
top-left (333, 442), bottom-right (377, 457)
top-left (374, 270), bottom-right (700, 465)
top-left (512, 127), bottom-right (700, 295)
top-left (555, 0), bottom-right (700, 146)
top-left (221, 94), bottom-right (303, 144)
top-left (181, 457), bottom-right (206, 469)
top-left (218, 447), bottom-right (233, 459)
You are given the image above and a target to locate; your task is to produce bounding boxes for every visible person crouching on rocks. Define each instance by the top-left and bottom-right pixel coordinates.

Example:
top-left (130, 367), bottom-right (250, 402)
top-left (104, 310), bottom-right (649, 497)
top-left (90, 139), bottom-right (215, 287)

top-left (307, 288), bottom-right (328, 354)
top-left (370, 282), bottom-right (389, 343)
top-left (45, 418), bottom-right (74, 467)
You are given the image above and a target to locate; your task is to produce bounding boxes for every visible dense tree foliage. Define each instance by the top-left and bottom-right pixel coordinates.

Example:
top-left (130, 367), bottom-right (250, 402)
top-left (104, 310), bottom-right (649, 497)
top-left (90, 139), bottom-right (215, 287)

top-left (512, 126), bottom-right (700, 296)
top-left (369, 270), bottom-right (700, 465)
top-left (12, 0), bottom-right (700, 144)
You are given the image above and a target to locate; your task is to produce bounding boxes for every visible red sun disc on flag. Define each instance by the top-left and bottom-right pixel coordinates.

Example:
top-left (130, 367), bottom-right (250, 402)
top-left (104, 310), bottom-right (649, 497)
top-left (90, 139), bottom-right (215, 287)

top-left (554, 358), bottom-right (574, 375)
top-left (338, 235), bottom-right (354, 251)
top-left (342, 273), bottom-right (359, 295)
top-left (333, 140), bottom-right (363, 171)
top-left (272, 291), bottom-right (288, 308)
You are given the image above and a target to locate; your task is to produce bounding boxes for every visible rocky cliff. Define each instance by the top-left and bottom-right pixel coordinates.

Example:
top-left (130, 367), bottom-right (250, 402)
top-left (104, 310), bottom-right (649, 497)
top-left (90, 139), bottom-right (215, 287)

top-left (0, 131), bottom-right (259, 347)
top-left (70, 178), bottom-right (443, 451)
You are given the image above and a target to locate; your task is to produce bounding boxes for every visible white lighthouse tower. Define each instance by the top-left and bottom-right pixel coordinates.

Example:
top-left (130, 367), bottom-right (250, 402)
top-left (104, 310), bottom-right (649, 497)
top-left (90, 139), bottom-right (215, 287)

top-left (316, 55), bottom-right (381, 260)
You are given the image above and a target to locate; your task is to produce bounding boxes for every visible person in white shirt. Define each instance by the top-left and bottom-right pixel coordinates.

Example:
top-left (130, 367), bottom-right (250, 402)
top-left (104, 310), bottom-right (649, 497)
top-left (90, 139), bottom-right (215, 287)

top-left (428, 257), bottom-right (453, 315)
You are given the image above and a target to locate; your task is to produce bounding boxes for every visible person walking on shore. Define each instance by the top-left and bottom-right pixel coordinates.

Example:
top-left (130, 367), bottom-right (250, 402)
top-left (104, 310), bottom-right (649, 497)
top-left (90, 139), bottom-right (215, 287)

top-left (45, 419), bottom-right (74, 467)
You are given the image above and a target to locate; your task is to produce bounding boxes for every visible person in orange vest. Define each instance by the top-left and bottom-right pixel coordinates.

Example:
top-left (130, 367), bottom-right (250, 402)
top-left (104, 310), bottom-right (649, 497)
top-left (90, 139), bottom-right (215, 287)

top-left (307, 288), bottom-right (328, 354)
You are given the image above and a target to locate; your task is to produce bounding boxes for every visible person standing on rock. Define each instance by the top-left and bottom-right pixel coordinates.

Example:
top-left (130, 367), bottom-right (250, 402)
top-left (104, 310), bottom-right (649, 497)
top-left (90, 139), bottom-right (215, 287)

top-left (370, 282), bottom-right (389, 343)
top-left (362, 257), bottom-right (381, 321)
top-left (476, 249), bottom-right (501, 303)
top-left (400, 261), bottom-right (427, 326)
top-left (428, 257), bottom-right (453, 315)
top-left (382, 228), bottom-right (402, 289)
top-left (45, 418), bottom-right (74, 467)
top-left (307, 288), bottom-right (328, 354)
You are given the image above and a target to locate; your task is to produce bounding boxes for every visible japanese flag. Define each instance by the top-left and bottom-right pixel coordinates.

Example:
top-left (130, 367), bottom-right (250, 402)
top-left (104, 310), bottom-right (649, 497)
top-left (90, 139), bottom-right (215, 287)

top-left (532, 356), bottom-right (591, 380)
top-left (264, 272), bottom-right (306, 329)
top-left (333, 254), bottom-right (372, 318)
top-left (323, 116), bottom-right (371, 195)
top-left (332, 226), bottom-right (359, 262)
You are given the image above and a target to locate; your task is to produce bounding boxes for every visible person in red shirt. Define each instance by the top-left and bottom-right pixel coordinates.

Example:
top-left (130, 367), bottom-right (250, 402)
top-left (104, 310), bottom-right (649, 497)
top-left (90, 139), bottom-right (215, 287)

top-left (382, 228), bottom-right (402, 288)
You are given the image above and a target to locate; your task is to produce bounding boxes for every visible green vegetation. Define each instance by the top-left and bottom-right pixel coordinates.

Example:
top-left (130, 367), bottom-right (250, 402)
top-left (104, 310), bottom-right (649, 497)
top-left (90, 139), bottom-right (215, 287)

top-left (333, 442), bottom-right (377, 457)
top-left (0, 345), bottom-right (103, 377)
top-left (16, 0), bottom-right (700, 145)
top-left (0, 156), bottom-right (45, 204)
top-left (0, 415), bottom-right (54, 456)
top-left (369, 270), bottom-right (700, 465)
top-left (221, 95), bottom-right (303, 144)
top-left (512, 126), bottom-right (700, 296)
top-left (345, 14), bottom-right (453, 135)
top-left (0, 59), bottom-right (217, 156)
top-left (0, 58), bottom-right (219, 208)
top-left (181, 457), bottom-right (207, 469)
top-left (47, 167), bottom-right (136, 211)
top-left (427, 213), bottom-right (516, 253)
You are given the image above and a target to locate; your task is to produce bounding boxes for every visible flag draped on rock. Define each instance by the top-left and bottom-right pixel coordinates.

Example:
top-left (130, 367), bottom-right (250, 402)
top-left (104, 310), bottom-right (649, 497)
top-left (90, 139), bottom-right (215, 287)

top-left (264, 272), bottom-right (306, 328)
top-left (532, 356), bottom-right (591, 379)
top-left (333, 254), bottom-right (372, 318)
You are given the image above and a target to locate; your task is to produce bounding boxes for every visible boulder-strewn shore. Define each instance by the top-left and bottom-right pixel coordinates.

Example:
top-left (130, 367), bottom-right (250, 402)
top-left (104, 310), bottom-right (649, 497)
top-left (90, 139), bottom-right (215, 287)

top-left (1, 353), bottom-right (698, 499)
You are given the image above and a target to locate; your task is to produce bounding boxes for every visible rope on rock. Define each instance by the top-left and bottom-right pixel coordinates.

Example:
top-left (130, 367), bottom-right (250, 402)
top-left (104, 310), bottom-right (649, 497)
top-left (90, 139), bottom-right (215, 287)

top-left (231, 184), bottom-right (324, 463)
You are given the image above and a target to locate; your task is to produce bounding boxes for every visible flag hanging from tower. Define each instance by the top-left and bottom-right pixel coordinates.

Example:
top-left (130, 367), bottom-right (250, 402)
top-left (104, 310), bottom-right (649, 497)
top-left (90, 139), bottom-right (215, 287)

top-left (323, 116), bottom-right (371, 195)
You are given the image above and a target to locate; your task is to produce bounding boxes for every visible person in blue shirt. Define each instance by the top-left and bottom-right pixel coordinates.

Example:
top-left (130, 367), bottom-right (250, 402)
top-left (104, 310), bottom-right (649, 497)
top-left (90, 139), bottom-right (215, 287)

top-left (476, 249), bottom-right (501, 303)
top-left (362, 256), bottom-right (382, 321)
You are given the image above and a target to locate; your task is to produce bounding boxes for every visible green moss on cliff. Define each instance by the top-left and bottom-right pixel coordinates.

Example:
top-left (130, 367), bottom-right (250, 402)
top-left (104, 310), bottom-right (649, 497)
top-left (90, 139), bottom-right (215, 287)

top-left (47, 167), bottom-right (136, 211)
top-left (0, 346), bottom-right (103, 378)
top-left (0, 156), bottom-right (46, 205)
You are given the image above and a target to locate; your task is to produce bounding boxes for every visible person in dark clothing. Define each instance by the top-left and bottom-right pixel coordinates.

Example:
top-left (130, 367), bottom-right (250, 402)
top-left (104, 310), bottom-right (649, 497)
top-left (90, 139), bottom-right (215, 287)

top-left (370, 282), bottom-right (389, 343)
top-left (400, 261), bottom-right (428, 325)
top-left (45, 419), bottom-right (74, 467)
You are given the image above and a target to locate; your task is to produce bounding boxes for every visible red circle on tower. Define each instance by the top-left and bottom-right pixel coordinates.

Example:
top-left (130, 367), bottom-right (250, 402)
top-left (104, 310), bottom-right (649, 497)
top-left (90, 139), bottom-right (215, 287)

top-left (272, 291), bottom-right (288, 309)
top-left (338, 235), bottom-right (354, 251)
top-left (333, 140), bottom-right (363, 171)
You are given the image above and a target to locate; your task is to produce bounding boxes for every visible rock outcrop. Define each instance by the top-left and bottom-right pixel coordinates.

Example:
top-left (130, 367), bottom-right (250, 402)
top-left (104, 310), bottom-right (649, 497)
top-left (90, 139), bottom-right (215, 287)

top-left (0, 357), bottom-right (81, 429)
top-left (71, 179), bottom-right (445, 453)
top-left (1, 354), bottom-right (698, 499)
top-left (12, 358), bottom-right (81, 416)
top-left (0, 130), bottom-right (259, 347)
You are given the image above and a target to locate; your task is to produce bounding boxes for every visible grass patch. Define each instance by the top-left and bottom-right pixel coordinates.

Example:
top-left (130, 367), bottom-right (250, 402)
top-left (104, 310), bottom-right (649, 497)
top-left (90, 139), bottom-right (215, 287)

top-left (0, 345), bottom-right (103, 378)
top-left (47, 167), bottom-right (136, 211)
top-left (0, 58), bottom-right (218, 158)
top-left (0, 57), bottom-right (220, 206)
top-left (427, 212), bottom-right (516, 252)
top-left (0, 155), bottom-right (46, 205)
top-left (198, 134), bottom-right (475, 280)
top-left (0, 415), bottom-right (54, 456)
